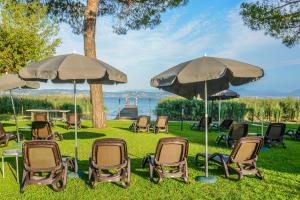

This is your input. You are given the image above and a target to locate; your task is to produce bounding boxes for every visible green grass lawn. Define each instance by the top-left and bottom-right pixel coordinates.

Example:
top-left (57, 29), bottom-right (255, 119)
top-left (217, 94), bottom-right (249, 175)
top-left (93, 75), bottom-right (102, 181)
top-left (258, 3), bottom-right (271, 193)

top-left (0, 120), bottom-right (300, 200)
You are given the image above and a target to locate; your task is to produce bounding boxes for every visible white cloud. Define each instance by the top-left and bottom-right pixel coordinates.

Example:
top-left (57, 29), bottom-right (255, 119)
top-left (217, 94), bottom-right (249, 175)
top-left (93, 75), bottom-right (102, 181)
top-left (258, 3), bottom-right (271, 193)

top-left (54, 4), bottom-right (300, 92)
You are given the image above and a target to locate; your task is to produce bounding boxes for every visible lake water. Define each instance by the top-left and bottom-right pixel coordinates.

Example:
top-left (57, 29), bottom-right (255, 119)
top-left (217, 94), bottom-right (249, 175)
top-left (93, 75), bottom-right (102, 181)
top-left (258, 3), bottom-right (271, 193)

top-left (104, 97), bottom-right (160, 120)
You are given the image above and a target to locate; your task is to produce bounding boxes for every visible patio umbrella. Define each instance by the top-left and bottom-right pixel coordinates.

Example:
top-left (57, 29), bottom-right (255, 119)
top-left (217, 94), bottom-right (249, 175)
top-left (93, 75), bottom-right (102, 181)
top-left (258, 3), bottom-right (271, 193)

top-left (150, 56), bottom-right (264, 182)
top-left (208, 90), bottom-right (239, 130)
top-left (19, 54), bottom-right (127, 173)
top-left (0, 74), bottom-right (40, 142)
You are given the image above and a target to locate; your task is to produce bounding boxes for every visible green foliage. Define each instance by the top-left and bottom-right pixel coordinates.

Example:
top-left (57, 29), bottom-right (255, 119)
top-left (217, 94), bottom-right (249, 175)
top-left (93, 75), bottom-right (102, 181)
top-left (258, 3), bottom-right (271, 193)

top-left (157, 96), bottom-right (300, 122)
top-left (25, 0), bottom-right (188, 35)
top-left (58, 103), bottom-right (82, 114)
top-left (0, 96), bottom-right (53, 114)
top-left (240, 0), bottom-right (300, 47)
top-left (0, 95), bottom-right (89, 117)
top-left (0, 0), bottom-right (61, 73)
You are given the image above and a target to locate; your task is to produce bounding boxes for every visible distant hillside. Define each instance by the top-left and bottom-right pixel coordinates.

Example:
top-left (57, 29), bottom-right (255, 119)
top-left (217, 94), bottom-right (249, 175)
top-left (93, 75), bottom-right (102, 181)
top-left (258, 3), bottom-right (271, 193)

top-left (3, 89), bottom-right (172, 99)
top-left (1, 88), bottom-right (300, 98)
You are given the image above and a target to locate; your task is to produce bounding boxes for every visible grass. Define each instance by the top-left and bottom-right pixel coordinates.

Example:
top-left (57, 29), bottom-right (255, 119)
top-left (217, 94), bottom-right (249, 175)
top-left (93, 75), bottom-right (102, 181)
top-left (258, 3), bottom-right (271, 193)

top-left (0, 120), bottom-right (300, 200)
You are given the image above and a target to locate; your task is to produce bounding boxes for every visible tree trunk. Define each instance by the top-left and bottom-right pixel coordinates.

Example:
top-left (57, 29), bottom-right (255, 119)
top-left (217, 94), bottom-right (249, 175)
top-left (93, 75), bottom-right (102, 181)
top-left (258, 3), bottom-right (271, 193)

top-left (84, 0), bottom-right (106, 128)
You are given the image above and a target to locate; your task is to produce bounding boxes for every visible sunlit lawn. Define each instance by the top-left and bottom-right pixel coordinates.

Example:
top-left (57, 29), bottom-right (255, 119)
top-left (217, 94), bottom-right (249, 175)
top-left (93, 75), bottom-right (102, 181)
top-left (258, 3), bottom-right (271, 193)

top-left (0, 119), bottom-right (299, 200)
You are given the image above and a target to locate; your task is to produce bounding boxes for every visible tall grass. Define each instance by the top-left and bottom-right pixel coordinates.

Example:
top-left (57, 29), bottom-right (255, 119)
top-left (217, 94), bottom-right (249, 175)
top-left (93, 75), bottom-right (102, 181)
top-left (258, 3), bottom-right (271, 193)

top-left (156, 96), bottom-right (300, 122)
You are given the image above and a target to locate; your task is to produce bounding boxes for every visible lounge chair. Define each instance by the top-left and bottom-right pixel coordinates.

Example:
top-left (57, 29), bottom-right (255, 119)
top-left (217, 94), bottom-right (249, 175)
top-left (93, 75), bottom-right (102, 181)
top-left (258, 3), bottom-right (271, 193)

top-left (219, 119), bottom-right (233, 131)
top-left (216, 123), bottom-right (248, 148)
top-left (153, 116), bottom-right (169, 133)
top-left (21, 140), bottom-right (70, 192)
top-left (88, 138), bottom-right (130, 188)
top-left (141, 137), bottom-right (189, 183)
top-left (195, 136), bottom-right (264, 180)
top-left (33, 112), bottom-right (47, 121)
top-left (129, 115), bottom-right (150, 132)
top-left (31, 121), bottom-right (63, 141)
top-left (264, 123), bottom-right (286, 148)
top-left (65, 113), bottom-right (81, 130)
top-left (190, 116), bottom-right (212, 130)
top-left (0, 122), bottom-right (17, 147)
top-left (286, 125), bottom-right (300, 140)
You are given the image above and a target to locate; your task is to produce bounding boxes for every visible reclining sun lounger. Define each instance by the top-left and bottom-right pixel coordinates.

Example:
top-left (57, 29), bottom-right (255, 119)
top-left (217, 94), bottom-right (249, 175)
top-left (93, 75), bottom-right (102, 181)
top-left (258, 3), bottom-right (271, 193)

top-left (195, 136), bottom-right (264, 180)
top-left (142, 137), bottom-right (189, 183)
top-left (21, 140), bottom-right (70, 192)
top-left (89, 138), bottom-right (131, 188)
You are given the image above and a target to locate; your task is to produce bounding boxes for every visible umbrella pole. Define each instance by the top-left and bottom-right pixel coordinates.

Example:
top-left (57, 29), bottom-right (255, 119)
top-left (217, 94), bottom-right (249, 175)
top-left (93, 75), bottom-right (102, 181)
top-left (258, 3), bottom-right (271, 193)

top-left (204, 81), bottom-right (208, 177)
top-left (10, 90), bottom-right (20, 142)
top-left (74, 80), bottom-right (78, 173)
top-left (218, 100), bottom-right (221, 133)
top-left (195, 81), bottom-right (216, 183)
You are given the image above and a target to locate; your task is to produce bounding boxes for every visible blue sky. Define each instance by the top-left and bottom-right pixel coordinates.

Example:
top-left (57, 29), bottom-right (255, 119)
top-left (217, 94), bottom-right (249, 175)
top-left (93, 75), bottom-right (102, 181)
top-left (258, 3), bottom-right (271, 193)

top-left (43, 0), bottom-right (300, 93)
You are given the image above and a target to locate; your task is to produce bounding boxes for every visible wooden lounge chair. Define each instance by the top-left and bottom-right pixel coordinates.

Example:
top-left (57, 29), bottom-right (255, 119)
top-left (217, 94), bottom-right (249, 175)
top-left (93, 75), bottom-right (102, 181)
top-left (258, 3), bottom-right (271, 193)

top-left (216, 123), bottom-right (248, 148)
top-left (31, 121), bottom-right (63, 141)
top-left (190, 116), bottom-right (212, 131)
top-left (21, 140), bottom-right (70, 192)
top-left (129, 115), bottom-right (150, 132)
top-left (141, 137), bottom-right (189, 184)
top-left (0, 122), bottom-right (17, 147)
top-left (286, 125), bottom-right (300, 140)
top-left (153, 116), bottom-right (169, 133)
top-left (195, 136), bottom-right (264, 180)
top-left (65, 113), bottom-right (81, 130)
top-left (264, 123), bottom-right (286, 148)
top-left (88, 138), bottom-right (130, 188)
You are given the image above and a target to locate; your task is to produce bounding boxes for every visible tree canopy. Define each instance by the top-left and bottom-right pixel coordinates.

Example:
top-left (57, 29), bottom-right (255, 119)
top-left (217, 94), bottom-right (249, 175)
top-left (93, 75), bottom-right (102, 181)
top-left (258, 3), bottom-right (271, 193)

top-left (240, 0), bottom-right (300, 47)
top-left (24, 0), bottom-right (188, 35)
top-left (0, 0), bottom-right (61, 73)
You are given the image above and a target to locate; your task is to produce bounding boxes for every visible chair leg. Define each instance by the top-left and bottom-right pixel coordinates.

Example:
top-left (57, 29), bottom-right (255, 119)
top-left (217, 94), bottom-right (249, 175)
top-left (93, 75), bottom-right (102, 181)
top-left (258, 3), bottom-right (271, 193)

top-left (20, 170), bottom-right (28, 193)
top-left (141, 156), bottom-right (149, 168)
top-left (149, 164), bottom-right (154, 179)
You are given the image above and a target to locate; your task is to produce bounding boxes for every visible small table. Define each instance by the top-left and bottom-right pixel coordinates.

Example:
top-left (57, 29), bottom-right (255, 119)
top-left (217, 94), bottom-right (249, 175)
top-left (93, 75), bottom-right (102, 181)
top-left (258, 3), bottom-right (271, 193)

top-left (26, 109), bottom-right (70, 121)
top-left (2, 149), bottom-right (22, 184)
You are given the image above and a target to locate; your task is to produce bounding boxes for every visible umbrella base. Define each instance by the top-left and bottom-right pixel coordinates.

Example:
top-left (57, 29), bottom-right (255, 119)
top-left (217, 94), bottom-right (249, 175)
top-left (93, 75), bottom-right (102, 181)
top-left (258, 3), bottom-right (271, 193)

top-left (13, 142), bottom-right (23, 147)
top-left (68, 171), bottom-right (85, 179)
top-left (261, 147), bottom-right (269, 152)
top-left (195, 175), bottom-right (217, 183)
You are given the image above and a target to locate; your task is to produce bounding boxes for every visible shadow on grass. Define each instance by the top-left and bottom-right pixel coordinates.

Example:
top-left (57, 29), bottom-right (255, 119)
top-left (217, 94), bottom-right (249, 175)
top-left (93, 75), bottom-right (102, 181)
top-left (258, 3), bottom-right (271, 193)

top-left (55, 124), bottom-right (90, 130)
top-left (2, 122), bottom-right (17, 127)
top-left (62, 131), bottom-right (105, 140)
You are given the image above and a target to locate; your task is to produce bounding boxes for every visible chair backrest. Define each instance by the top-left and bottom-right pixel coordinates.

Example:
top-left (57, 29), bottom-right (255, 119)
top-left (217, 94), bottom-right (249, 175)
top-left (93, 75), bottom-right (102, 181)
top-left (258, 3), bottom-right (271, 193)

top-left (230, 136), bottom-right (263, 163)
top-left (200, 116), bottom-right (212, 127)
top-left (67, 113), bottom-right (80, 124)
top-left (33, 113), bottom-right (47, 122)
top-left (0, 123), bottom-right (7, 139)
top-left (23, 140), bottom-right (62, 171)
top-left (31, 121), bottom-right (52, 139)
top-left (265, 123), bottom-right (285, 140)
top-left (155, 137), bottom-right (188, 165)
top-left (220, 119), bottom-right (233, 130)
top-left (228, 123), bottom-right (248, 140)
top-left (91, 138), bottom-right (128, 169)
top-left (137, 115), bottom-right (150, 127)
top-left (156, 116), bottom-right (168, 128)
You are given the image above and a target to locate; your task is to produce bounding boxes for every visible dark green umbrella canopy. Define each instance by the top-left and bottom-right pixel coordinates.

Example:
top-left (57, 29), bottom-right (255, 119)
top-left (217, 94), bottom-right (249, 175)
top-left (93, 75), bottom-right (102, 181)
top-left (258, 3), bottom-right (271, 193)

top-left (18, 53), bottom-right (127, 175)
top-left (208, 89), bottom-right (240, 101)
top-left (19, 54), bottom-right (127, 84)
top-left (0, 73), bottom-right (40, 142)
top-left (0, 74), bottom-right (39, 91)
top-left (151, 56), bottom-right (264, 99)
top-left (150, 56), bottom-right (264, 181)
